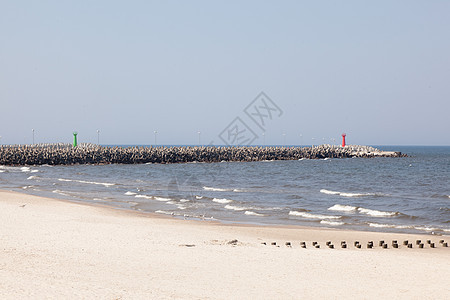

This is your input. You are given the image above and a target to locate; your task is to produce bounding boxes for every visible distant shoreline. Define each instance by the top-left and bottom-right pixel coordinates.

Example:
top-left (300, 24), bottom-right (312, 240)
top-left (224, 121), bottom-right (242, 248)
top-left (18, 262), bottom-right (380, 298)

top-left (0, 143), bottom-right (406, 166)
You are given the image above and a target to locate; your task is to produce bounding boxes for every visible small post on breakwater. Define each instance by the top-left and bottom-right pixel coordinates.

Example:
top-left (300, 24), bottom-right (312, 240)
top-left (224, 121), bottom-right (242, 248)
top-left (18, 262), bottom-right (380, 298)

top-left (341, 133), bottom-right (346, 147)
top-left (73, 132), bottom-right (78, 147)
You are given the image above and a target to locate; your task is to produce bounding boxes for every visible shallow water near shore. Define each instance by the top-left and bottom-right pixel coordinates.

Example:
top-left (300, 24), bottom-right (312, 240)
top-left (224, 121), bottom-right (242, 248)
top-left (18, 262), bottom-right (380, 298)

top-left (1, 146), bottom-right (449, 235)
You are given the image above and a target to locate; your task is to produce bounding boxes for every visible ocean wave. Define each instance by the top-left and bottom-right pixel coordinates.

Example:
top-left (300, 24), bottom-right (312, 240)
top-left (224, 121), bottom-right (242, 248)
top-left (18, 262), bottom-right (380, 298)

top-left (320, 220), bottom-right (345, 226)
top-left (0, 166), bottom-right (34, 173)
top-left (328, 204), bottom-right (358, 212)
top-left (233, 189), bottom-right (244, 192)
top-left (154, 196), bottom-right (172, 202)
top-left (289, 211), bottom-right (341, 219)
top-left (224, 205), bottom-right (249, 211)
top-left (124, 191), bottom-right (137, 196)
top-left (320, 189), bottom-right (385, 197)
top-left (320, 189), bottom-right (340, 195)
top-left (27, 175), bottom-right (39, 180)
top-left (367, 222), bottom-right (449, 232)
top-left (203, 186), bottom-right (229, 192)
top-left (58, 178), bottom-right (115, 187)
top-left (195, 196), bottom-right (203, 199)
top-left (180, 199), bottom-right (190, 202)
top-left (135, 194), bottom-right (153, 200)
top-left (52, 189), bottom-right (69, 196)
top-left (212, 198), bottom-right (233, 204)
top-left (244, 211), bottom-right (265, 216)
top-left (358, 208), bottom-right (398, 217)
top-left (155, 210), bottom-right (174, 215)
top-left (167, 201), bottom-right (190, 210)
top-left (328, 204), bottom-right (399, 217)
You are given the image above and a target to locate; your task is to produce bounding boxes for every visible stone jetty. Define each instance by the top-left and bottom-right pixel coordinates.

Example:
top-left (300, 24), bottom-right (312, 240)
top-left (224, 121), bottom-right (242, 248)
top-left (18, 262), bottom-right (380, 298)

top-left (0, 143), bottom-right (406, 166)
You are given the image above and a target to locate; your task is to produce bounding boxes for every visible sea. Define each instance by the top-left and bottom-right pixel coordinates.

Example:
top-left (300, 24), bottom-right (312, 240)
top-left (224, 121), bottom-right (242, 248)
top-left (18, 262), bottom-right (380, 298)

top-left (1, 146), bottom-right (449, 235)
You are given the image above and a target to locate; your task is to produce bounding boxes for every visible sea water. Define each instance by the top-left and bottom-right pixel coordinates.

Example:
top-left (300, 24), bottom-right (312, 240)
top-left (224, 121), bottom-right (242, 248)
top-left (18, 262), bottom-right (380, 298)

top-left (1, 146), bottom-right (449, 235)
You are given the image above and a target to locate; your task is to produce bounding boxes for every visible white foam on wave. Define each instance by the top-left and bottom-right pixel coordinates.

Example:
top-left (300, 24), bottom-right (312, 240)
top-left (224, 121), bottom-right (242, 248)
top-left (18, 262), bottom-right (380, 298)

top-left (52, 189), bottom-right (69, 196)
top-left (320, 189), bottom-right (340, 195)
top-left (233, 189), bottom-right (244, 192)
top-left (180, 199), bottom-right (190, 203)
top-left (368, 222), bottom-right (449, 232)
top-left (195, 196), bottom-right (203, 199)
top-left (124, 191), bottom-right (137, 196)
top-left (328, 204), bottom-right (398, 217)
top-left (320, 220), bottom-right (345, 226)
top-left (212, 198), bottom-right (233, 204)
top-left (155, 210), bottom-right (174, 215)
top-left (358, 208), bottom-right (397, 217)
top-left (368, 223), bottom-right (392, 228)
top-left (135, 194), bottom-right (153, 200)
top-left (58, 178), bottom-right (115, 187)
top-left (320, 189), bottom-right (384, 197)
top-left (31, 170), bottom-right (39, 173)
top-left (27, 175), bottom-right (38, 180)
top-left (203, 186), bottom-right (229, 192)
top-left (154, 196), bottom-right (172, 202)
top-left (289, 211), bottom-right (341, 219)
top-left (244, 211), bottom-right (265, 216)
top-left (328, 204), bottom-right (358, 212)
top-left (224, 205), bottom-right (248, 211)
top-left (0, 166), bottom-right (33, 173)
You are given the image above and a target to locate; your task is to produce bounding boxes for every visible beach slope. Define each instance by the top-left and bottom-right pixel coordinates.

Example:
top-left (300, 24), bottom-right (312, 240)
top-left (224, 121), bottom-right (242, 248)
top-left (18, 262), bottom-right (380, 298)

top-left (0, 190), bottom-right (448, 299)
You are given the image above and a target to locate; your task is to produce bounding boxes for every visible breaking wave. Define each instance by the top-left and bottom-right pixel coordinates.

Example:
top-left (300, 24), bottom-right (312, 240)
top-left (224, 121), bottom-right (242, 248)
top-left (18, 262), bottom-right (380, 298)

top-left (328, 204), bottom-right (358, 212)
top-left (134, 194), bottom-right (153, 200)
top-left (58, 178), bottom-right (115, 187)
top-left (154, 196), bottom-right (172, 202)
top-left (320, 189), bottom-right (386, 197)
top-left (328, 204), bottom-right (399, 217)
top-left (358, 208), bottom-right (398, 217)
top-left (212, 198), bottom-right (233, 204)
top-left (289, 211), bottom-right (341, 219)
top-left (368, 223), bottom-right (450, 233)
top-left (244, 211), bottom-right (265, 216)
top-left (224, 205), bottom-right (249, 211)
top-left (320, 220), bottom-right (345, 226)
top-left (52, 189), bottom-right (69, 197)
top-left (203, 186), bottom-right (229, 192)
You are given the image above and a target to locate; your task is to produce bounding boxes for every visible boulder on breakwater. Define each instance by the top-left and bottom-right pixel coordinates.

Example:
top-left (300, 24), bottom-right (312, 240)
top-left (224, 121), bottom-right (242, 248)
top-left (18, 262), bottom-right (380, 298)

top-left (0, 143), bottom-right (406, 166)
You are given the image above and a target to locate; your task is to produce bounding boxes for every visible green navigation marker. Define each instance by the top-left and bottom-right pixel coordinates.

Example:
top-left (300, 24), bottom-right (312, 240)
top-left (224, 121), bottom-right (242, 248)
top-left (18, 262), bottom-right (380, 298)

top-left (73, 132), bottom-right (78, 147)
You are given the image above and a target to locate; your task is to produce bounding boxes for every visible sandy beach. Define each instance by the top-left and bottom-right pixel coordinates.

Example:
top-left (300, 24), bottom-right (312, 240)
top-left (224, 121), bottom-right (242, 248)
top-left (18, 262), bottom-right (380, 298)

top-left (0, 189), bottom-right (449, 299)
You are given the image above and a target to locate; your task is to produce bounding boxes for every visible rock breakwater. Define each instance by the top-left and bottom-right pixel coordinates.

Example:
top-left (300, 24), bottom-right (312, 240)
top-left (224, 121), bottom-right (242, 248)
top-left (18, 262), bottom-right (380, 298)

top-left (0, 144), bottom-right (406, 166)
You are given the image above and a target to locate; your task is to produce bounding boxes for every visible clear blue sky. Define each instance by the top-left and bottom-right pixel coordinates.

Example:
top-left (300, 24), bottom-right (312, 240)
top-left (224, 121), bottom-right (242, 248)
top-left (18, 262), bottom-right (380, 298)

top-left (1, 1), bottom-right (449, 146)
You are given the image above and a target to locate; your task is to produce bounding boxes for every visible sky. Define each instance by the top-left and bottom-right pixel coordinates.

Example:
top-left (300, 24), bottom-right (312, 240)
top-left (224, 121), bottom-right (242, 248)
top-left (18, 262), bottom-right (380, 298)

top-left (1, 1), bottom-right (449, 146)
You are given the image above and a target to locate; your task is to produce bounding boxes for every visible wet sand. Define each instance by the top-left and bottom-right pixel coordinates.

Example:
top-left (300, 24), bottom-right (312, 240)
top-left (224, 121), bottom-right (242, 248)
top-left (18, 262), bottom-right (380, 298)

top-left (0, 189), bottom-right (448, 299)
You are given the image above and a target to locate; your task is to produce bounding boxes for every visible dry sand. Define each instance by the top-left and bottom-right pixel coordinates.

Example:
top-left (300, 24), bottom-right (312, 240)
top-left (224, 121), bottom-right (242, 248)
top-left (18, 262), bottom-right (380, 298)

top-left (0, 189), bottom-right (449, 299)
